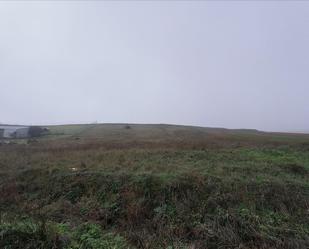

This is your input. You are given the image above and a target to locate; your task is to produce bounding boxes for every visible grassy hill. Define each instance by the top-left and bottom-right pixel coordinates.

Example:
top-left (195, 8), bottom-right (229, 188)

top-left (44, 123), bottom-right (309, 147)
top-left (0, 124), bottom-right (308, 248)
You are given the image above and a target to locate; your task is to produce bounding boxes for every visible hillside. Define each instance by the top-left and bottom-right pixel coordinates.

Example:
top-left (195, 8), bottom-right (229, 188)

top-left (44, 123), bottom-right (309, 147)
top-left (0, 124), bottom-right (308, 249)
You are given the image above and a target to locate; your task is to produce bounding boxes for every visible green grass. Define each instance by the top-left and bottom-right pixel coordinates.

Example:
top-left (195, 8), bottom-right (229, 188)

top-left (0, 124), bottom-right (308, 248)
top-left (0, 217), bottom-right (131, 249)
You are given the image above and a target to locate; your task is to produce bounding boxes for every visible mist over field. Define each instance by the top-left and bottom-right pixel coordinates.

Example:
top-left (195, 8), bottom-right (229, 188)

top-left (0, 1), bottom-right (309, 132)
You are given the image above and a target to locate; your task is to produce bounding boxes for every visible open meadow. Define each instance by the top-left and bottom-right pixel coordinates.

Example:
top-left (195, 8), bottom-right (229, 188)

top-left (0, 124), bottom-right (308, 249)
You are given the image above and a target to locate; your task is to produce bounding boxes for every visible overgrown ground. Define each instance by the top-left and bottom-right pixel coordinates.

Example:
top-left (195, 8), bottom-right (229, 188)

top-left (0, 124), bottom-right (308, 248)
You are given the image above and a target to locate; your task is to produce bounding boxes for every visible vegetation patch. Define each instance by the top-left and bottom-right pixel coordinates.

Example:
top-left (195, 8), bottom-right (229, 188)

top-left (0, 124), bottom-right (308, 248)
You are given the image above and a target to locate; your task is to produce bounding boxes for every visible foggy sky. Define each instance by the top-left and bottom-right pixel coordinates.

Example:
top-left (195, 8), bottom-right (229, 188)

top-left (0, 1), bottom-right (309, 132)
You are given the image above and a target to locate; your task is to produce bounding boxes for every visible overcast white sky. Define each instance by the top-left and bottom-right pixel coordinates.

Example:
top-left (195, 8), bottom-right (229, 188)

top-left (0, 1), bottom-right (308, 132)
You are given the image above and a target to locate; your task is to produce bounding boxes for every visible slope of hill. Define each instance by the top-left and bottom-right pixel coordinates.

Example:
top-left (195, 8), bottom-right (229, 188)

top-left (0, 123), bottom-right (308, 249)
top-left (44, 123), bottom-right (309, 146)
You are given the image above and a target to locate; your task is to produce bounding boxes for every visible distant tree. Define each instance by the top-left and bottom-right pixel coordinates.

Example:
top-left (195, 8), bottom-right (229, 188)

top-left (28, 126), bottom-right (46, 137)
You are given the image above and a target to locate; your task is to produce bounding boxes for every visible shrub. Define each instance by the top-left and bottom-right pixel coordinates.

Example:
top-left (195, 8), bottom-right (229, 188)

top-left (0, 220), bottom-right (63, 249)
top-left (70, 223), bottom-right (131, 249)
top-left (28, 126), bottom-right (46, 137)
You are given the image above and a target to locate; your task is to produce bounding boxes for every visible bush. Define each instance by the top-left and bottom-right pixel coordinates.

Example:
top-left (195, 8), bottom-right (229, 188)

top-left (28, 126), bottom-right (46, 137)
top-left (0, 220), bottom-right (62, 249)
top-left (69, 223), bottom-right (131, 249)
top-left (0, 219), bottom-right (132, 249)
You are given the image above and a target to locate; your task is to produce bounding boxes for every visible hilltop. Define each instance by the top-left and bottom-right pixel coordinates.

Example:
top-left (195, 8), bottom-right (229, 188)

top-left (41, 123), bottom-right (309, 148)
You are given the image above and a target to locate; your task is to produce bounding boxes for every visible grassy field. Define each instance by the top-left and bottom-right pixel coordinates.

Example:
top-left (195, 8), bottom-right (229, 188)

top-left (0, 124), bottom-right (308, 249)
